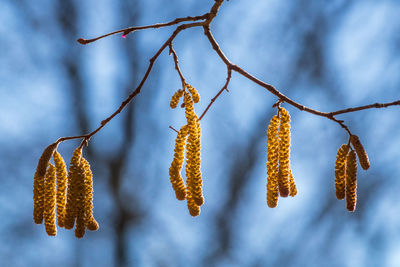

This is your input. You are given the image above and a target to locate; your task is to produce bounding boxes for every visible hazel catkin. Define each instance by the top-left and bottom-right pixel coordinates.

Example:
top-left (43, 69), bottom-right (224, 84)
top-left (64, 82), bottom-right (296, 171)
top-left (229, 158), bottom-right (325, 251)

top-left (346, 150), bottom-right (357, 212)
top-left (184, 92), bottom-right (204, 207)
top-left (44, 164), bottom-right (57, 236)
top-left (33, 142), bottom-right (58, 224)
top-left (169, 125), bottom-right (189, 201)
top-left (170, 89), bottom-right (184, 109)
top-left (278, 107), bottom-right (291, 198)
top-left (64, 147), bottom-right (82, 229)
top-left (53, 151), bottom-right (68, 227)
top-left (350, 135), bottom-right (370, 170)
top-left (81, 157), bottom-right (99, 231)
top-left (266, 115), bottom-right (280, 208)
top-left (334, 144), bottom-right (349, 200)
top-left (186, 84), bottom-right (200, 103)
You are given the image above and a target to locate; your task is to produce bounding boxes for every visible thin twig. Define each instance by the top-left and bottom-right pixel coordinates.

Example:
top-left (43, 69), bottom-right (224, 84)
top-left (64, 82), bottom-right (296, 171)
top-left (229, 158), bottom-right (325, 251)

top-left (329, 100), bottom-right (400, 116)
top-left (199, 67), bottom-right (232, 121)
top-left (77, 14), bottom-right (209, 45)
top-left (169, 42), bottom-right (186, 90)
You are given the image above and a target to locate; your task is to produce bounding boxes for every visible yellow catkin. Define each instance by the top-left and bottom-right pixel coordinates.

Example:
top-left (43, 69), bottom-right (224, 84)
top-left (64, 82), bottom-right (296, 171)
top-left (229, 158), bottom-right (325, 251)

top-left (186, 84), bottom-right (200, 103)
top-left (278, 107), bottom-right (291, 197)
top-left (289, 170), bottom-right (297, 197)
top-left (33, 142), bottom-right (57, 224)
top-left (53, 151), bottom-right (68, 227)
top-left (346, 150), bottom-right (357, 212)
top-left (169, 125), bottom-right (189, 200)
top-left (335, 144), bottom-right (349, 200)
top-left (170, 89), bottom-right (184, 109)
top-left (184, 92), bottom-right (204, 207)
top-left (44, 164), bottom-right (57, 236)
top-left (64, 147), bottom-right (82, 230)
top-left (266, 115), bottom-right (280, 208)
top-left (81, 157), bottom-right (99, 231)
top-left (186, 189), bottom-right (201, 217)
top-left (350, 135), bottom-right (370, 170)
top-left (74, 160), bottom-right (86, 238)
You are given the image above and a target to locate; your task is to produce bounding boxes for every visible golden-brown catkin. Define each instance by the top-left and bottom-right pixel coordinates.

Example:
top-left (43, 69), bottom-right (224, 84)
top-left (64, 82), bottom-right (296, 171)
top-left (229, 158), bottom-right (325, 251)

top-left (81, 157), bottom-right (99, 231)
top-left (53, 151), bottom-right (68, 227)
top-left (170, 89), bottom-right (184, 109)
top-left (184, 92), bottom-right (204, 207)
top-left (33, 142), bottom-right (58, 224)
top-left (266, 115), bottom-right (280, 208)
top-left (346, 150), bottom-right (357, 212)
top-left (186, 84), bottom-right (200, 103)
top-left (44, 164), bottom-right (57, 236)
top-left (64, 147), bottom-right (82, 230)
top-left (335, 144), bottom-right (349, 200)
top-left (289, 170), bottom-right (297, 197)
top-left (278, 107), bottom-right (291, 197)
top-left (74, 161), bottom-right (86, 238)
top-left (169, 125), bottom-right (189, 201)
top-left (186, 189), bottom-right (201, 217)
top-left (350, 135), bottom-right (370, 170)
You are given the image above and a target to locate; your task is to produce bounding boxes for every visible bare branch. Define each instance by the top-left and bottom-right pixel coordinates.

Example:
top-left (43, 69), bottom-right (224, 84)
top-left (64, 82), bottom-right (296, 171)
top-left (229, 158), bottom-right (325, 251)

top-left (77, 14), bottom-right (209, 45)
top-left (168, 43), bottom-right (186, 90)
top-left (199, 67), bottom-right (232, 121)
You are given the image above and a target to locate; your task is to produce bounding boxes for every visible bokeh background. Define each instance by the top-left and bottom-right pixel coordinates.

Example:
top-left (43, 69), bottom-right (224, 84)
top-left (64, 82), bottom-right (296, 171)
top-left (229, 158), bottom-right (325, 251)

top-left (1, 0), bottom-right (399, 266)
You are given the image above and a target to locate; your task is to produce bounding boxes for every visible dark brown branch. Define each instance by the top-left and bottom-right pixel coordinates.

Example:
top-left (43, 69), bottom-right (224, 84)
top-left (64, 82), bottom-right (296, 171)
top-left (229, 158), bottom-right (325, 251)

top-left (199, 68), bottom-right (232, 121)
top-left (329, 100), bottom-right (400, 116)
top-left (77, 14), bottom-right (209, 45)
top-left (168, 43), bottom-right (186, 90)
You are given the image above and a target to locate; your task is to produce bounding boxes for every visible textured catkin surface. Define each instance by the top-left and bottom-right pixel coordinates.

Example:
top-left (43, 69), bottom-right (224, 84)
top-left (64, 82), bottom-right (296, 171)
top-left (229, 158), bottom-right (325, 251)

top-left (64, 148), bottom-right (82, 229)
top-left (335, 144), bottom-right (349, 200)
top-left (350, 135), bottom-right (370, 170)
top-left (169, 125), bottom-right (189, 201)
top-left (186, 84), bottom-right (200, 103)
top-left (278, 107), bottom-right (291, 198)
top-left (53, 151), bottom-right (68, 227)
top-left (346, 150), bottom-right (357, 212)
top-left (44, 164), bottom-right (57, 236)
top-left (81, 157), bottom-right (99, 231)
top-left (184, 92), bottom-right (203, 215)
top-left (33, 142), bottom-right (58, 224)
top-left (266, 115), bottom-right (280, 208)
top-left (170, 89), bottom-right (184, 109)
top-left (289, 170), bottom-right (297, 197)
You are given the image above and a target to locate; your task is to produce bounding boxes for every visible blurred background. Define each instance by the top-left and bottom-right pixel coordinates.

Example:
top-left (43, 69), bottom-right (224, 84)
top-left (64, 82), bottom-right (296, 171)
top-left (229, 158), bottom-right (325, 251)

top-left (1, 0), bottom-right (399, 266)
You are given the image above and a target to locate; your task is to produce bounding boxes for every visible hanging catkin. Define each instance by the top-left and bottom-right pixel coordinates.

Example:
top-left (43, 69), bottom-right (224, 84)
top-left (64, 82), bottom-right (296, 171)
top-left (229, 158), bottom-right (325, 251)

top-left (186, 84), bottom-right (200, 103)
top-left (350, 135), bottom-right (370, 170)
top-left (74, 160), bottom-right (87, 238)
top-left (266, 115), bottom-right (280, 208)
top-left (170, 89), bottom-right (184, 109)
top-left (33, 142), bottom-right (57, 224)
top-left (81, 157), bottom-right (99, 231)
top-left (278, 107), bottom-right (291, 197)
top-left (64, 147), bottom-right (82, 229)
top-left (184, 92), bottom-right (204, 207)
top-left (169, 125), bottom-right (189, 200)
top-left (53, 151), bottom-right (68, 227)
top-left (346, 150), bottom-right (357, 212)
top-left (334, 144), bottom-right (349, 200)
top-left (44, 164), bottom-right (57, 236)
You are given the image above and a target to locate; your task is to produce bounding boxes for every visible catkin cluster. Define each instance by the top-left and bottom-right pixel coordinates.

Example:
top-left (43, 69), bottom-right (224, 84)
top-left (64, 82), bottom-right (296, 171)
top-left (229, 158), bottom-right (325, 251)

top-left (33, 145), bottom-right (99, 237)
top-left (334, 135), bottom-right (369, 212)
top-left (266, 107), bottom-right (297, 208)
top-left (334, 145), bottom-right (357, 212)
top-left (169, 84), bottom-right (203, 216)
